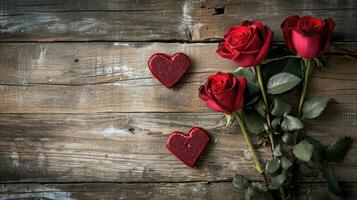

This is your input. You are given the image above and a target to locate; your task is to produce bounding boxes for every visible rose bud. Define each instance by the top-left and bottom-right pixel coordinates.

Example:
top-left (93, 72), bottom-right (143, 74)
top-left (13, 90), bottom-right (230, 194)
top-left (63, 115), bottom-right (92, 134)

top-left (199, 72), bottom-right (247, 115)
top-left (281, 15), bottom-right (335, 59)
top-left (216, 20), bottom-right (273, 67)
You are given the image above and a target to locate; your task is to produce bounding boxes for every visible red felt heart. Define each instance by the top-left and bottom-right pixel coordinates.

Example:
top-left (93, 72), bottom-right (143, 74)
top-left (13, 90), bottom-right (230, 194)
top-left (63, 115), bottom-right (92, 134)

top-left (166, 127), bottom-right (209, 167)
top-left (148, 52), bottom-right (191, 88)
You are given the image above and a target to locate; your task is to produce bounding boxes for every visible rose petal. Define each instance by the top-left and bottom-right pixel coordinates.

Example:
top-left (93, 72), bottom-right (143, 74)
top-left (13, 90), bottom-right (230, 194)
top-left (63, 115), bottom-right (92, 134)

top-left (281, 15), bottom-right (300, 53)
top-left (256, 28), bottom-right (273, 64)
top-left (234, 51), bottom-right (260, 67)
top-left (226, 73), bottom-right (237, 90)
top-left (206, 99), bottom-right (226, 113)
top-left (198, 85), bottom-right (211, 101)
top-left (235, 77), bottom-right (247, 111)
top-left (297, 16), bottom-right (324, 34)
top-left (229, 26), bottom-right (253, 50)
top-left (211, 74), bottom-right (229, 94)
top-left (324, 18), bottom-right (335, 50)
top-left (216, 43), bottom-right (238, 60)
top-left (241, 20), bottom-right (252, 26)
top-left (291, 29), bottom-right (323, 58)
top-left (253, 20), bottom-right (268, 38)
top-left (243, 28), bottom-right (263, 52)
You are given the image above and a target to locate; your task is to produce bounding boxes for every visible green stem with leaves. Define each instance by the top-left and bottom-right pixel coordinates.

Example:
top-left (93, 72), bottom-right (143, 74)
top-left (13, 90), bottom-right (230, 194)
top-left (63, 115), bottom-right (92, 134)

top-left (235, 111), bottom-right (267, 182)
top-left (235, 111), bottom-right (278, 199)
top-left (235, 111), bottom-right (264, 173)
top-left (254, 66), bottom-right (275, 149)
top-left (298, 59), bottom-right (313, 117)
top-left (236, 111), bottom-right (282, 200)
top-left (254, 66), bottom-right (286, 200)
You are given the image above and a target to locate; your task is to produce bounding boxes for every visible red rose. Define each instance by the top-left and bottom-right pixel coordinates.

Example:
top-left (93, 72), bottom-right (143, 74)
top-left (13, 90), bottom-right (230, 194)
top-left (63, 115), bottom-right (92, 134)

top-left (199, 72), bottom-right (247, 114)
top-left (216, 20), bottom-right (273, 67)
top-left (281, 15), bottom-right (335, 59)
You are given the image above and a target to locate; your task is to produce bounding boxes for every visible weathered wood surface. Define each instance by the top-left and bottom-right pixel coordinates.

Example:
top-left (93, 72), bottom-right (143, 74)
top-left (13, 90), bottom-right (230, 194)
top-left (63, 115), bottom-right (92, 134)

top-left (0, 43), bottom-right (356, 113)
top-left (0, 113), bottom-right (269, 182)
top-left (1, 182), bottom-right (356, 200)
top-left (0, 0), bottom-right (356, 41)
top-left (0, 42), bottom-right (355, 185)
top-left (0, 1), bottom-right (357, 199)
top-left (0, 42), bottom-right (232, 85)
top-left (0, 112), bottom-right (355, 183)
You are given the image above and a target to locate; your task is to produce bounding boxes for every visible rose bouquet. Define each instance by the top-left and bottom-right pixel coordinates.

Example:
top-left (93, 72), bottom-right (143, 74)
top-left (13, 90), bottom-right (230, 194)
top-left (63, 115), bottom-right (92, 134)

top-left (199, 16), bottom-right (352, 199)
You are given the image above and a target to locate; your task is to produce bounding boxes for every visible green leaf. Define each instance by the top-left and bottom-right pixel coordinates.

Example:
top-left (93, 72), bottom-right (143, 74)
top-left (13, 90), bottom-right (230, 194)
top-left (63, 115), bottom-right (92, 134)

top-left (245, 186), bottom-right (255, 200)
top-left (234, 67), bottom-right (260, 96)
top-left (233, 174), bottom-right (250, 189)
top-left (271, 97), bottom-right (291, 117)
top-left (327, 137), bottom-right (353, 162)
top-left (225, 114), bottom-right (235, 127)
top-left (293, 140), bottom-right (314, 162)
top-left (251, 182), bottom-right (266, 192)
top-left (267, 72), bottom-right (301, 94)
top-left (271, 117), bottom-right (281, 130)
top-left (282, 57), bottom-right (303, 77)
top-left (263, 123), bottom-right (270, 133)
top-left (281, 157), bottom-right (292, 170)
top-left (281, 115), bottom-right (304, 131)
top-left (261, 56), bottom-right (290, 78)
top-left (270, 173), bottom-right (287, 189)
top-left (273, 145), bottom-right (282, 157)
top-left (322, 165), bottom-right (341, 196)
top-left (245, 95), bottom-right (260, 107)
top-left (302, 97), bottom-right (330, 119)
top-left (244, 111), bottom-right (265, 135)
top-left (299, 163), bottom-right (314, 177)
top-left (305, 135), bottom-right (325, 156)
top-left (305, 135), bottom-right (326, 163)
top-left (234, 67), bottom-right (256, 84)
top-left (282, 132), bottom-right (295, 145)
top-left (266, 158), bottom-right (281, 174)
top-left (253, 100), bottom-right (266, 118)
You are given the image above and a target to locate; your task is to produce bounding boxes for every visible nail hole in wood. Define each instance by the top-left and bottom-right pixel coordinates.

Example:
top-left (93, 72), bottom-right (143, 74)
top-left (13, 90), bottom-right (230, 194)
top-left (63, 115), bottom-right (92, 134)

top-left (211, 6), bottom-right (225, 15)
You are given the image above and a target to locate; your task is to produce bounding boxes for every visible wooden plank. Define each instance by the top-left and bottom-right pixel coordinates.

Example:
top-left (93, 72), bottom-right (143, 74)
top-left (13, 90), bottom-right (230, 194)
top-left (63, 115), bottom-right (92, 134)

top-left (0, 43), bottom-right (356, 113)
top-left (194, 0), bottom-right (357, 42)
top-left (0, 0), bottom-right (356, 41)
top-left (0, 112), bottom-right (355, 182)
top-left (1, 182), bottom-right (356, 200)
top-left (0, 42), bottom-right (232, 113)
top-left (0, 0), bottom-right (192, 42)
top-left (0, 42), bottom-right (233, 85)
top-left (0, 113), bottom-right (271, 182)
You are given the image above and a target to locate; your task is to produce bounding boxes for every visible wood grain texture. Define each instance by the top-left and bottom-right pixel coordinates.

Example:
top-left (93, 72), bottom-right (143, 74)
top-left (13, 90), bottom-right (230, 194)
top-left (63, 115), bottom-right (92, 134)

top-left (0, 0), bottom-right (356, 41)
top-left (0, 43), bottom-right (356, 113)
top-left (0, 42), bottom-right (356, 184)
top-left (0, 0), bottom-right (356, 198)
top-left (1, 182), bottom-right (356, 200)
top-left (0, 112), bottom-right (270, 182)
top-left (0, 112), bottom-right (355, 183)
top-left (0, 42), bottom-right (233, 85)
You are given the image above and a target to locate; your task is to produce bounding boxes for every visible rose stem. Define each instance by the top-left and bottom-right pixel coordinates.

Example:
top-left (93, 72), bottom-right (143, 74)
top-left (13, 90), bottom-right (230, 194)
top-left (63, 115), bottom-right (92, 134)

top-left (290, 59), bottom-right (313, 200)
top-left (235, 111), bottom-right (268, 187)
top-left (254, 66), bottom-right (275, 150)
top-left (298, 59), bottom-right (312, 118)
top-left (255, 66), bottom-right (286, 200)
top-left (262, 55), bottom-right (298, 65)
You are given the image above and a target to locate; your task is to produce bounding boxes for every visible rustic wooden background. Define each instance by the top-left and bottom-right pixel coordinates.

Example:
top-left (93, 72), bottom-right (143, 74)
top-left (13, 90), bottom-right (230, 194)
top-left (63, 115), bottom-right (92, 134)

top-left (0, 0), bottom-right (356, 199)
